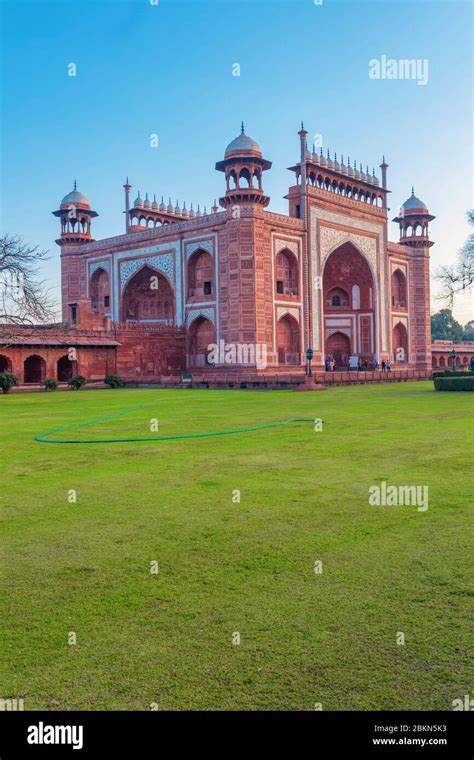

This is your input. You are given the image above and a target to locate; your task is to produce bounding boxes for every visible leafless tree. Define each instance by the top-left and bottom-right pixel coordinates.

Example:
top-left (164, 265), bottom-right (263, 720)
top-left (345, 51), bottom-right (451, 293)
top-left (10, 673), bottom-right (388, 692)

top-left (0, 234), bottom-right (59, 342)
top-left (436, 210), bottom-right (474, 306)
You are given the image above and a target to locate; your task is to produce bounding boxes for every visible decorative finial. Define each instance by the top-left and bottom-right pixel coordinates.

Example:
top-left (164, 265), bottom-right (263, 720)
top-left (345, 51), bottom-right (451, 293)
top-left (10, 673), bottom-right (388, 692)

top-left (241, 121), bottom-right (245, 134)
top-left (301, 120), bottom-right (304, 130)
top-left (74, 179), bottom-right (77, 190)
top-left (411, 186), bottom-right (415, 195)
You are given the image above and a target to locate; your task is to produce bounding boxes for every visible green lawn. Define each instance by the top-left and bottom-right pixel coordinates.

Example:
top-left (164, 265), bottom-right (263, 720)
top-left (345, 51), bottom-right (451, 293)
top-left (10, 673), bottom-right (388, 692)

top-left (1, 382), bottom-right (472, 710)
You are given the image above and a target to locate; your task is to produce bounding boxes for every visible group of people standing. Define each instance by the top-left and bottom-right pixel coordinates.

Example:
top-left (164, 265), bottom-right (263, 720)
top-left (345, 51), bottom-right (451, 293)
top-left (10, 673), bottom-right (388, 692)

top-left (324, 357), bottom-right (391, 372)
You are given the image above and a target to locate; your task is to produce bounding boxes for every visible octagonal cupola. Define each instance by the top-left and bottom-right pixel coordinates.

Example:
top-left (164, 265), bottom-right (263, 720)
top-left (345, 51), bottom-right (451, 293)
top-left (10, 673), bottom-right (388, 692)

top-left (52, 181), bottom-right (98, 246)
top-left (215, 122), bottom-right (272, 208)
top-left (392, 187), bottom-right (435, 247)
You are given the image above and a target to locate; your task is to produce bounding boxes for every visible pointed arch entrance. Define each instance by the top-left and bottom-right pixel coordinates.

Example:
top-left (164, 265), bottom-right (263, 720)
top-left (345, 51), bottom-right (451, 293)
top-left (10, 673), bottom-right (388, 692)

top-left (392, 322), bottom-right (408, 362)
top-left (90, 267), bottom-right (110, 313)
top-left (0, 355), bottom-right (12, 372)
top-left (24, 355), bottom-right (46, 383)
top-left (57, 354), bottom-right (76, 381)
top-left (187, 316), bottom-right (216, 368)
top-left (276, 314), bottom-right (300, 365)
top-left (122, 266), bottom-right (174, 323)
top-left (323, 242), bottom-right (375, 366)
top-left (326, 332), bottom-right (351, 366)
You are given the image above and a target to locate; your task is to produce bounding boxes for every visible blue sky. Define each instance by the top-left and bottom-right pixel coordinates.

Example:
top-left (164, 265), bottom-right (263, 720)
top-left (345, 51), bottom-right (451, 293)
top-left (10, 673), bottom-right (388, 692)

top-left (1, 0), bottom-right (472, 322)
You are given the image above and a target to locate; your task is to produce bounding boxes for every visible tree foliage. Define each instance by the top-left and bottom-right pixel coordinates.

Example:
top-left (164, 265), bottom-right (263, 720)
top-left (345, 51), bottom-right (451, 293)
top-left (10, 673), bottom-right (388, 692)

top-left (431, 309), bottom-right (464, 341)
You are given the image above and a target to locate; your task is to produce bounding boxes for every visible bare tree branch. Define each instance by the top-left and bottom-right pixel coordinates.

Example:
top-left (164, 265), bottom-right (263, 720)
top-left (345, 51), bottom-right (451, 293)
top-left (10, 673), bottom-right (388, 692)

top-left (0, 233), bottom-right (61, 345)
top-left (436, 210), bottom-right (474, 306)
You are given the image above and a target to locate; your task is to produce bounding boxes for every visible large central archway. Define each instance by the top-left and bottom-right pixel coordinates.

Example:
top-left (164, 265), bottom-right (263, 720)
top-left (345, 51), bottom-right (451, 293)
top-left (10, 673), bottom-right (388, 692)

top-left (122, 266), bottom-right (174, 323)
top-left (323, 242), bottom-right (375, 367)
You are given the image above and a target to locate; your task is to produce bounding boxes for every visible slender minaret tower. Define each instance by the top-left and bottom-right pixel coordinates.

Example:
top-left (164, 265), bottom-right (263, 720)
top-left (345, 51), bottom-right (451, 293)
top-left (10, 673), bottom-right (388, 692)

top-left (123, 177), bottom-right (132, 233)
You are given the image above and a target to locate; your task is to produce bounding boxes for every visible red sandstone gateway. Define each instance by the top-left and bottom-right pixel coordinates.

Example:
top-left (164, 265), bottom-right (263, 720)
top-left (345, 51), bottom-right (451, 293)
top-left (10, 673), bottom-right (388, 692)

top-left (2, 124), bottom-right (449, 385)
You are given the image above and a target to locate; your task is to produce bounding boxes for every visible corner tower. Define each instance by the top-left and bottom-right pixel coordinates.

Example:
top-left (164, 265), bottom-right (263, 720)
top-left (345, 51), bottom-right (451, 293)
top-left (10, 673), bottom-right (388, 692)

top-left (392, 189), bottom-right (434, 370)
top-left (215, 123), bottom-right (272, 208)
top-left (52, 182), bottom-right (98, 246)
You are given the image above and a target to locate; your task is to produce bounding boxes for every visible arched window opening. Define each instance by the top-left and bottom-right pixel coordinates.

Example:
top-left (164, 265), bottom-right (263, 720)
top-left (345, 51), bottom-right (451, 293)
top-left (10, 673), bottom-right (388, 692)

top-left (391, 269), bottom-right (407, 309)
top-left (277, 315), bottom-right (300, 365)
top-left (326, 287), bottom-right (350, 308)
top-left (187, 317), bottom-right (216, 368)
top-left (392, 322), bottom-right (408, 362)
top-left (188, 250), bottom-right (214, 298)
top-left (352, 284), bottom-right (361, 310)
top-left (90, 267), bottom-right (110, 313)
top-left (275, 249), bottom-right (298, 296)
top-left (239, 168), bottom-right (251, 188)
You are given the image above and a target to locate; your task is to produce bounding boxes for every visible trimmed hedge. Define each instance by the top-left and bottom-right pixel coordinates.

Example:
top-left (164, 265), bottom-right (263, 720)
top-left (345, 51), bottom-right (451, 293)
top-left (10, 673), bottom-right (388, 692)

top-left (434, 377), bottom-right (474, 391)
top-left (433, 370), bottom-right (474, 378)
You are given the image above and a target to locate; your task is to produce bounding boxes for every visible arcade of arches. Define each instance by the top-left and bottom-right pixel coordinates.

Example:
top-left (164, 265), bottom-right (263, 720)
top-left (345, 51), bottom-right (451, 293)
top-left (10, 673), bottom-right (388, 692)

top-left (122, 266), bottom-right (174, 323)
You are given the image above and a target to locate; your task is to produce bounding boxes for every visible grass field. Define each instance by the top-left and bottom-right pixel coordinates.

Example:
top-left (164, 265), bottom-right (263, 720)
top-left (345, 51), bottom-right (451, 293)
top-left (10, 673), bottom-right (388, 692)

top-left (1, 382), bottom-right (472, 711)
